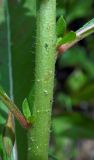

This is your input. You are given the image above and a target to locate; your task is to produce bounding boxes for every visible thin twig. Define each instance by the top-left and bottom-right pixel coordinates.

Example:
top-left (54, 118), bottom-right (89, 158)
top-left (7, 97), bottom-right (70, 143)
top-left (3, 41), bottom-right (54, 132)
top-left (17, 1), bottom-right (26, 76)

top-left (0, 91), bottom-right (30, 129)
top-left (58, 20), bottom-right (94, 53)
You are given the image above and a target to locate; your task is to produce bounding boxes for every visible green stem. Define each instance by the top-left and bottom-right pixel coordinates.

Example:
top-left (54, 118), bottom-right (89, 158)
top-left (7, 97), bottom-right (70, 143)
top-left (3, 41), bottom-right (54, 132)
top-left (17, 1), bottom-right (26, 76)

top-left (58, 20), bottom-right (94, 53)
top-left (0, 90), bottom-right (30, 129)
top-left (28, 0), bottom-right (56, 160)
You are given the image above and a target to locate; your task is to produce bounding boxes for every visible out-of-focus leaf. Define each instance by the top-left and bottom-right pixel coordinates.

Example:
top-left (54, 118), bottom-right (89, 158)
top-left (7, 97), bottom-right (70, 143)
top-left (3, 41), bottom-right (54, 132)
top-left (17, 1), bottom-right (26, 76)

top-left (57, 1), bottom-right (94, 24)
top-left (65, 0), bottom-right (93, 23)
top-left (59, 46), bottom-right (86, 67)
top-left (53, 113), bottom-right (94, 139)
top-left (8, 0), bottom-right (36, 159)
top-left (0, 1), bottom-right (13, 159)
top-left (66, 69), bottom-right (87, 92)
top-left (0, 0), bottom-right (36, 159)
top-left (52, 112), bottom-right (94, 159)
top-left (59, 46), bottom-right (94, 78)
top-left (86, 35), bottom-right (94, 59)
top-left (56, 93), bottom-right (72, 111)
top-left (57, 31), bottom-right (76, 46)
top-left (48, 152), bottom-right (59, 160)
top-left (56, 16), bottom-right (66, 37)
top-left (71, 83), bottom-right (94, 104)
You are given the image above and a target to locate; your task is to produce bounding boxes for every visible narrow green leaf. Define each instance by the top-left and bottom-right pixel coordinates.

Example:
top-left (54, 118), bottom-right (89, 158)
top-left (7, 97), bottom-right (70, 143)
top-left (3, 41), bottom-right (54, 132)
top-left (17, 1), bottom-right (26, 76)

top-left (56, 16), bottom-right (66, 37)
top-left (22, 98), bottom-right (31, 121)
top-left (57, 31), bottom-right (76, 46)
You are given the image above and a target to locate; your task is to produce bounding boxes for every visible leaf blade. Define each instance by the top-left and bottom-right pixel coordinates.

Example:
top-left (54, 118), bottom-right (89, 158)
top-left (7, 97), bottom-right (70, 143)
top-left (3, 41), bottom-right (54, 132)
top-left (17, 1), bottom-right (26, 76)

top-left (56, 16), bottom-right (66, 37)
top-left (57, 31), bottom-right (76, 46)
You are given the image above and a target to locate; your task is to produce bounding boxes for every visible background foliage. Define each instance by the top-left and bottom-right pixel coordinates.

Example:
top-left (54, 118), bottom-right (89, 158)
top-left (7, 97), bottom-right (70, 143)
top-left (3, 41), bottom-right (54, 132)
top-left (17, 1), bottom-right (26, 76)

top-left (53, 0), bottom-right (94, 159)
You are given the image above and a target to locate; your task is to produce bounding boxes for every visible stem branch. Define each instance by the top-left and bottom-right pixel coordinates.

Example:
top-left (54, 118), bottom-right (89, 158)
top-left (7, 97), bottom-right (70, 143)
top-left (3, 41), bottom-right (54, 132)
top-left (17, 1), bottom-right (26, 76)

top-left (0, 90), bottom-right (30, 129)
top-left (58, 21), bottom-right (94, 53)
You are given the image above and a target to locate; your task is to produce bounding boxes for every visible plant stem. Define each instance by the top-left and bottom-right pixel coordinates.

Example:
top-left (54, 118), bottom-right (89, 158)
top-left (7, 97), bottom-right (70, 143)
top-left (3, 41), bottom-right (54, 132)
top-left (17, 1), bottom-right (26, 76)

top-left (58, 21), bottom-right (94, 53)
top-left (0, 90), bottom-right (30, 129)
top-left (28, 0), bottom-right (56, 160)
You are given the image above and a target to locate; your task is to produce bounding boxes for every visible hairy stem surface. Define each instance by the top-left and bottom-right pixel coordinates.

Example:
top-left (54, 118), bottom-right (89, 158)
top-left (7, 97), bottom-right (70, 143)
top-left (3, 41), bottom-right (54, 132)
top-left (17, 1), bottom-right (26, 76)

top-left (28, 0), bottom-right (56, 160)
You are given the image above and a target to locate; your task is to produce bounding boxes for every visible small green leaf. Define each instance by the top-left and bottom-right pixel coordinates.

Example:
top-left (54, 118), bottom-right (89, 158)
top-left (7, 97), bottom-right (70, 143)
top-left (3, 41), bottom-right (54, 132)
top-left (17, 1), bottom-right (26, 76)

top-left (57, 31), bottom-right (76, 46)
top-left (56, 16), bottom-right (66, 37)
top-left (22, 98), bottom-right (31, 121)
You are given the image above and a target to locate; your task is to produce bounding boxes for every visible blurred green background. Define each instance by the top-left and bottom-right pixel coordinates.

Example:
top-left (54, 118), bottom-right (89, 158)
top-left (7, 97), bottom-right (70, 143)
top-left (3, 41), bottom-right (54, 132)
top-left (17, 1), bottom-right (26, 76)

top-left (51, 0), bottom-right (94, 159)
